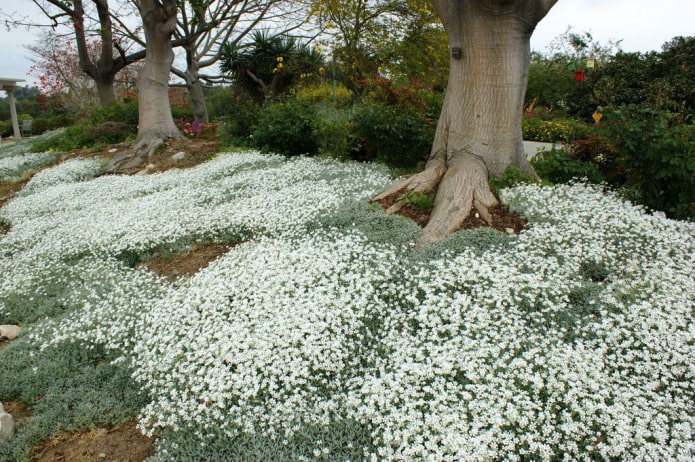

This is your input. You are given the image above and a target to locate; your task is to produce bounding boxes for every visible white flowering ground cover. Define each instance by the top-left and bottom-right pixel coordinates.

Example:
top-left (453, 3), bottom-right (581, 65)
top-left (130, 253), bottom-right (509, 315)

top-left (1, 139), bottom-right (694, 461)
top-left (0, 131), bottom-right (65, 184)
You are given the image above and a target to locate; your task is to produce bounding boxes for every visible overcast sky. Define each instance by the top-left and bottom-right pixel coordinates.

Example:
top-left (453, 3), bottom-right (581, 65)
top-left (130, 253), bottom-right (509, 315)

top-left (1, 0), bottom-right (694, 87)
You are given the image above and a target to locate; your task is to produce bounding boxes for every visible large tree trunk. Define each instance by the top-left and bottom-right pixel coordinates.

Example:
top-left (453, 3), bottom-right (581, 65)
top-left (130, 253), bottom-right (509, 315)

top-left (376, 0), bottom-right (557, 244)
top-left (134, 0), bottom-right (182, 154)
top-left (101, 0), bottom-right (182, 174)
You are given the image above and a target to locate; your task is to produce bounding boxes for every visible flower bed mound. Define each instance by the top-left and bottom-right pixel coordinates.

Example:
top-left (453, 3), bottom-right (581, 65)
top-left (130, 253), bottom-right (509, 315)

top-left (1, 136), bottom-right (694, 461)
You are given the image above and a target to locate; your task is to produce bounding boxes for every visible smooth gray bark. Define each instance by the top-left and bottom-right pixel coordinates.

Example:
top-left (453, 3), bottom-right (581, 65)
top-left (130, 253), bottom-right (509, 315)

top-left (377, 0), bottom-right (558, 244)
top-left (134, 0), bottom-right (182, 150)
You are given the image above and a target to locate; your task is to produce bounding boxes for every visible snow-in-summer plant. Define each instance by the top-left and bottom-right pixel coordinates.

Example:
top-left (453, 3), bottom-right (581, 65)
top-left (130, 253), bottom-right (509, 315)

top-left (0, 130), bottom-right (66, 183)
top-left (19, 157), bottom-right (105, 196)
top-left (0, 151), bottom-right (59, 183)
top-left (1, 144), bottom-right (693, 461)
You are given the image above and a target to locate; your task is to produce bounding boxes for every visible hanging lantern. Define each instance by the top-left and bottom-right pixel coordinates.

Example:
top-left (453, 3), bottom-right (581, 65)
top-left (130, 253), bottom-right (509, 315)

top-left (575, 70), bottom-right (585, 82)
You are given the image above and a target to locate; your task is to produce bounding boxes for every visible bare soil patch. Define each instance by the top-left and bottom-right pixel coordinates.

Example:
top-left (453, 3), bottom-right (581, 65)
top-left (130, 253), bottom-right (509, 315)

top-left (138, 242), bottom-right (232, 279)
top-left (3, 401), bottom-right (31, 426)
top-left (30, 420), bottom-right (154, 462)
top-left (0, 181), bottom-right (27, 209)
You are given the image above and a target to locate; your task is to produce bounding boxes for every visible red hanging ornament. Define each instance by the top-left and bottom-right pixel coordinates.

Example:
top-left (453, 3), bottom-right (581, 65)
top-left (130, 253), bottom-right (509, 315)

top-left (575, 70), bottom-right (585, 82)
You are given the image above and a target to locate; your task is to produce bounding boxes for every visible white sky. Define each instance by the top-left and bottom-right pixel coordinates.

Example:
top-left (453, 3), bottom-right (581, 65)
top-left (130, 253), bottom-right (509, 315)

top-left (1, 0), bottom-right (694, 87)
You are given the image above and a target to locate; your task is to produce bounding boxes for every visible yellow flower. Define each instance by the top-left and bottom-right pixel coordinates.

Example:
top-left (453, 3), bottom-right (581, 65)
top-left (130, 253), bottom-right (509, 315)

top-left (276, 56), bottom-right (284, 62)
top-left (318, 67), bottom-right (325, 74)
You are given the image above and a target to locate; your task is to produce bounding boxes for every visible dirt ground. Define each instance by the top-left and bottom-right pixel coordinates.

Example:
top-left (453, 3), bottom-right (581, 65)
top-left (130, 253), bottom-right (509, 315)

top-left (2, 137), bottom-right (526, 460)
top-left (138, 243), bottom-right (233, 279)
top-left (29, 420), bottom-right (154, 462)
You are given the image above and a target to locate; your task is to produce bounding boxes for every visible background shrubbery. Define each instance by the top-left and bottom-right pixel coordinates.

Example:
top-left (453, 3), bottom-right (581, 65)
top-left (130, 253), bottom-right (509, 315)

top-left (252, 99), bottom-right (320, 157)
top-left (519, 34), bottom-right (695, 221)
top-left (5, 33), bottom-right (692, 221)
top-left (208, 79), bottom-right (441, 168)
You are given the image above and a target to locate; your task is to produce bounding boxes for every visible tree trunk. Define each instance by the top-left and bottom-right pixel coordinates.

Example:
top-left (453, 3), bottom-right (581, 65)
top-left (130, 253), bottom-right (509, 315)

top-left (101, 0), bottom-right (181, 174)
top-left (95, 76), bottom-right (116, 106)
top-left (375, 0), bottom-right (557, 244)
top-left (184, 49), bottom-right (209, 124)
top-left (134, 0), bottom-right (182, 153)
top-left (71, 0), bottom-right (119, 107)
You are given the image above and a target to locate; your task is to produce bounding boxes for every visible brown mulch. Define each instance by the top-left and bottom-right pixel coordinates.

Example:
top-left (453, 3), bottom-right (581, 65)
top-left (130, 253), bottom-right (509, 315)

top-left (30, 420), bottom-right (154, 462)
top-left (376, 194), bottom-right (527, 234)
top-left (137, 242), bottom-right (232, 280)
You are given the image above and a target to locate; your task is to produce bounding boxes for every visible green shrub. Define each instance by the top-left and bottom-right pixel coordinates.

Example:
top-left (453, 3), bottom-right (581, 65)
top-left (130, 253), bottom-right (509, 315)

top-left (489, 166), bottom-right (540, 195)
top-left (0, 115), bottom-right (74, 138)
top-left (30, 125), bottom-right (86, 152)
top-left (31, 114), bottom-right (74, 135)
top-left (351, 102), bottom-right (433, 168)
top-left (207, 88), bottom-right (261, 147)
top-left (600, 105), bottom-right (695, 220)
top-left (347, 77), bottom-right (441, 169)
top-left (206, 86), bottom-right (239, 119)
top-left (531, 147), bottom-right (605, 184)
top-left (171, 106), bottom-right (194, 121)
top-left (522, 117), bottom-right (588, 143)
top-left (0, 120), bottom-right (11, 137)
top-left (570, 132), bottom-right (622, 182)
top-left (296, 82), bottom-right (354, 109)
top-left (89, 101), bottom-right (139, 127)
top-left (88, 121), bottom-right (134, 145)
top-left (215, 100), bottom-right (261, 147)
top-left (252, 100), bottom-right (319, 156)
top-left (313, 111), bottom-right (356, 159)
top-left (31, 122), bottom-right (134, 152)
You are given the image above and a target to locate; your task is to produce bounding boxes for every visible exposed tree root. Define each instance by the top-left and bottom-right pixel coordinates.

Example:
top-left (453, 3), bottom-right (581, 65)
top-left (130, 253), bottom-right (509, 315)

top-left (374, 151), bottom-right (498, 245)
top-left (100, 137), bottom-right (170, 174)
top-left (420, 153), bottom-right (497, 244)
top-left (373, 164), bottom-right (446, 215)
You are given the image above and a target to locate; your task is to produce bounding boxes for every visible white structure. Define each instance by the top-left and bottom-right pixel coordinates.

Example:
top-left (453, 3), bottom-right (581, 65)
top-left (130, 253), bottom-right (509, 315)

top-left (0, 78), bottom-right (25, 139)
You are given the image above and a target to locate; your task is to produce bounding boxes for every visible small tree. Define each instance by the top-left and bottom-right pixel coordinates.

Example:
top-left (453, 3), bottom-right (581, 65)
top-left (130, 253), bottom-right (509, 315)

top-left (26, 0), bottom-right (146, 106)
top-left (308, 0), bottom-right (409, 93)
top-left (220, 32), bottom-right (326, 102)
top-left (27, 33), bottom-right (139, 113)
